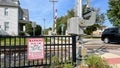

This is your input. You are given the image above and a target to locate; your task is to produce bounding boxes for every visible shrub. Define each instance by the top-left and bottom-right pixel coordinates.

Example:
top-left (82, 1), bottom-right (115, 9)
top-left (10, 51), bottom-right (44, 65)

top-left (85, 55), bottom-right (111, 68)
top-left (19, 32), bottom-right (25, 36)
top-left (50, 56), bottom-right (74, 68)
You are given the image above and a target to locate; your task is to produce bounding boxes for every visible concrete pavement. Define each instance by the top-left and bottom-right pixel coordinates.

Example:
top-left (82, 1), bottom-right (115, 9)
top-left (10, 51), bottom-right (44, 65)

top-left (82, 38), bottom-right (120, 68)
top-left (101, 53), bottom-right (120, 68)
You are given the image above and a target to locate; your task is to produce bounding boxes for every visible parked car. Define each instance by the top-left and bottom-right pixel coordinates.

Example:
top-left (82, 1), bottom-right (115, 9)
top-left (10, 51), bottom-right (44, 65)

top-left (101, 27), bottom-right (120, 43)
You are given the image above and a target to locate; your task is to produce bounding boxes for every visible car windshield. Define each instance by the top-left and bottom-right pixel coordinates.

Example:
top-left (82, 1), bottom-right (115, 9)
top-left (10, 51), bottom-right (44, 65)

top-left (110, 28), bottom-right (117, 33)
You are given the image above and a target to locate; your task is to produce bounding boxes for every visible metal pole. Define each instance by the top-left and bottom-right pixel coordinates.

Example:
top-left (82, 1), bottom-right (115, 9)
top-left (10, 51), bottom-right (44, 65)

top-left (32, 22), bottom-right (36, 36)
top-left (52, 2), bottom-right (55, 33)
top-left (33, 27), bottom-right (35, 36)
top-left (49, 0), bottom-right (58, 35)
top-left (76, 0), bottom-right (82, 18)
top-left (43, 18), bottom-right (46, 35)
top-left (76, 0), bottom-right (89, 67)
top-left (76, 0), bottom-right (86, 66)
top-left (61, 26), bottom-right (63, 35)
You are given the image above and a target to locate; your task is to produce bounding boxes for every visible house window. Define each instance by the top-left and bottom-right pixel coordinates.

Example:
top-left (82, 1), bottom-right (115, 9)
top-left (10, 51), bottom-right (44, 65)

top-left (4, 8), bottom-right (8, 16)
top-left (4, 22), bottom-right (9, 31)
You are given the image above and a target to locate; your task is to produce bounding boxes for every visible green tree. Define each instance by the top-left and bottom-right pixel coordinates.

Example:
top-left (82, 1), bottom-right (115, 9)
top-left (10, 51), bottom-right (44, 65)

top-left (84, 8), bottom-right (105, 35)
top-left (84, 24), bottom-right (100, 35)
top-left (86, 55), bottom-right (111, 68)
top-left (67, 9), bottom-right (75, 18)
top-left (97, 13), bottom-right (105, 26)
top-left (56, 9), bottom-right (75, 35)
top-left (35, 25), bottom-right (42, 36)
top-left (25, 23), bottom-right (42, 36)
top-left (56, 7), bottom-right (105, 35)
top-left (25, 23), bottom-right (33, 35)
top-left (44, 27), bottom-right (52, 35)
top-left (107, 0), bottom-right (120, 26)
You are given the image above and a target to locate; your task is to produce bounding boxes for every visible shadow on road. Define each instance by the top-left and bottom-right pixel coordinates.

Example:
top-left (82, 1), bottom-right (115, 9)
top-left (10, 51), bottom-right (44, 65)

top-left (108, 42), bottom-right (120, 45)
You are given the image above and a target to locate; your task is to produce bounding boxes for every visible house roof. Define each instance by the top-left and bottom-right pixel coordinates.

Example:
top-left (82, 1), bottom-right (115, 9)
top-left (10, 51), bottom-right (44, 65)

top-left (22, 9), bottom-right (29, 21)
top-left (19, 20), bottom-right (31, 24)
top-left (0, 0), bottom-right (19, 7)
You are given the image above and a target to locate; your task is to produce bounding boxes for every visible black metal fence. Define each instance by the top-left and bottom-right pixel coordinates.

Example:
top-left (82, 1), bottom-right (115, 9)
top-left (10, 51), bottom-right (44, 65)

top-left (0, 35), bottom-right (76, 68)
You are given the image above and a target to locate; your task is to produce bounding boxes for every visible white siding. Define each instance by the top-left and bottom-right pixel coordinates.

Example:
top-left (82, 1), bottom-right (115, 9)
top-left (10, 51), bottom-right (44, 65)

top-left (0, 6), bottom-right (18, 35)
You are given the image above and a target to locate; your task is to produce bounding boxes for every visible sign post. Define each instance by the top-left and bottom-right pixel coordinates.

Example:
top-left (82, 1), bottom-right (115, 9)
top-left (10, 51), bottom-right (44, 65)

top-left (32, 22), bottom-right (36, 36)
top-left (27, 38), bottom-right (44, 60)
top-left (60, 24), bottom-right (65, 35)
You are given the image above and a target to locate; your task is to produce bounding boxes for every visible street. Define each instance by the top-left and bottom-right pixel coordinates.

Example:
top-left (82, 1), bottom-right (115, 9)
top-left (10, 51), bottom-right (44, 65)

top-left (82, 38), bottom-right (120, 55)
top-left (83, 38), bottom-right (120, 48)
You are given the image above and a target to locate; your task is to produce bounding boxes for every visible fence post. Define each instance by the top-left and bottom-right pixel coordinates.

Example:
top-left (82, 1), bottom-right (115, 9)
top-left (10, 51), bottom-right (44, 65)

top-left (72, 35), bottom-right (76, 63)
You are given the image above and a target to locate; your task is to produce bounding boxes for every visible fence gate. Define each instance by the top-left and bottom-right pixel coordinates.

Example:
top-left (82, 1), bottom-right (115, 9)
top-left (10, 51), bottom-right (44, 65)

top-left (0, 35), bottom-right (76, 68)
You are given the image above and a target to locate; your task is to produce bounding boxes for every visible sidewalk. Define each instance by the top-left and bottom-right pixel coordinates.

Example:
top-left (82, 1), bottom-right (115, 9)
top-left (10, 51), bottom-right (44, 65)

top-left (101, 53), bottom-right (120, 68)
top-left (80, 39), bottom-right (120, 68)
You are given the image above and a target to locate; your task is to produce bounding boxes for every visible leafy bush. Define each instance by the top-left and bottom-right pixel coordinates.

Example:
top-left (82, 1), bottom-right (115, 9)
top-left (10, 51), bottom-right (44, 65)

top-left (85, 55), bottom-right (111, 68)
top-left (63, 62), bottom-right (73, 68)
top-left (19, 32), bottom-right (25, 36)
top-left (51, 56), bottom-right (74, 68)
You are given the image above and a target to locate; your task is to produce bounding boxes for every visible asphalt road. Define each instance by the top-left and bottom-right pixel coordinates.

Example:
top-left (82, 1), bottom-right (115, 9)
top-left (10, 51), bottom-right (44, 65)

top-left (83, 38), bottom-right (120, 48)
top-left (83, 38), bottom-right (120, 45)
top-left (81, 38), bottom-right (120, 56)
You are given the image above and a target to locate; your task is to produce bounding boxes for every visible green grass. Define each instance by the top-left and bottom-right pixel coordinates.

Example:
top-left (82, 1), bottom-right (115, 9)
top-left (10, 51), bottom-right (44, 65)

top-left (0, 37), bottom-right (70, 46)
top-left (0, 37), bottom-right (49, 46)
top-left (0, 38), bottom-right (26, 46)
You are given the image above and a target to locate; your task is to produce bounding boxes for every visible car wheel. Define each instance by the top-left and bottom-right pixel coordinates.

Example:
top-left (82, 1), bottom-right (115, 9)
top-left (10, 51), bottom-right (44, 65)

top-left (104, 38), bottom-right (110, 43)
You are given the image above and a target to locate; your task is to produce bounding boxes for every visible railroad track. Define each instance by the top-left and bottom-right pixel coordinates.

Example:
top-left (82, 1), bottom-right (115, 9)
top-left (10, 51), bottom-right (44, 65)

top-left (0, 43), bottom-right (120, 54)
top-left (85, 44), bottom-right (120, 49)
top-left (0, 45), bottom-right (70, 54)
top-left (0, 46), bottom-right (27, 54)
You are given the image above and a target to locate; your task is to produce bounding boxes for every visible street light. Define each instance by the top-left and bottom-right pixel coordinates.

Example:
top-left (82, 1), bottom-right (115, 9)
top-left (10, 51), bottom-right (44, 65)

top-left (49, 0), bottom-right (58, 35)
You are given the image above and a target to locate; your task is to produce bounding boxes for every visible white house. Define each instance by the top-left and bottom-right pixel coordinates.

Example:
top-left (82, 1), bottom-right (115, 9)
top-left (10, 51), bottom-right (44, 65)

top-left (0, 0), bottom-right (30, 36)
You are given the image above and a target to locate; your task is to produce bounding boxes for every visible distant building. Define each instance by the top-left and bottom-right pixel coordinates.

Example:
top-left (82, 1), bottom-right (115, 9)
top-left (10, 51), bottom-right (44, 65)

top-left (92, 26), bottom-right (107, 37)
top-left (92, 29), bottom-right (102, 37)
top-left (0, 0), bottom-right (30, 36)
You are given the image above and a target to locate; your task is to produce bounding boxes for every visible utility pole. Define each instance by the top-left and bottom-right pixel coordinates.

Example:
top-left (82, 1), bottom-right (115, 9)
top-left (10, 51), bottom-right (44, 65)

top-left (49, 0), bottom-right (58, 35)
top-left (43, 18), bottom-right (46, 35)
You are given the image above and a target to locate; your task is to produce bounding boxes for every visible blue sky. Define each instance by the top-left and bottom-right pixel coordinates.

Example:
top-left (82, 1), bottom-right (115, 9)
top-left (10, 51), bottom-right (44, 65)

top-left (20, 0), bottom-right (112, 29)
